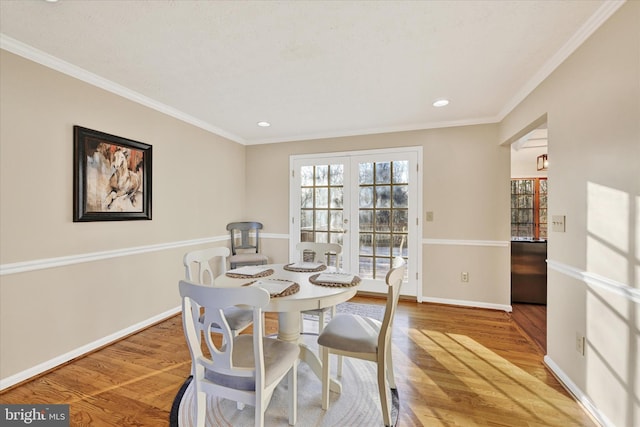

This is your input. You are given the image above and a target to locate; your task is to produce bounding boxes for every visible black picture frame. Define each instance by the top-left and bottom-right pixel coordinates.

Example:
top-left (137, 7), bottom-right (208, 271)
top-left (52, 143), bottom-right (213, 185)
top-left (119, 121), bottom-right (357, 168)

top-left (73, 126), bottom-right (152, 222)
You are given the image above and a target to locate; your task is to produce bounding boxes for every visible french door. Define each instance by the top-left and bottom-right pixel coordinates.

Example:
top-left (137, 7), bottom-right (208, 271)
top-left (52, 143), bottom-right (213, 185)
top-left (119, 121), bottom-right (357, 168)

top-left (290, 147), bottom-right (421, 297)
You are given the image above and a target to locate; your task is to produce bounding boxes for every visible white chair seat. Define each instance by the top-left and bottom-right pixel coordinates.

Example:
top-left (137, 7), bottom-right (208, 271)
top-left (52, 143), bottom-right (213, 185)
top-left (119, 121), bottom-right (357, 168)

top-left (317, 313), bottom-right (381, 354)
top-left (206, 335), bottom-right (299, 391)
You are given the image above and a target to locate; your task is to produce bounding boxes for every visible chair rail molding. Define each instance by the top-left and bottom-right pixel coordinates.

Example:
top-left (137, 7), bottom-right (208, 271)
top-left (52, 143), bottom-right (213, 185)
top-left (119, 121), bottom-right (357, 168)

top-left (0, 236), bottom-right (228, 276)
top-left (423, 238), bottom-right (510, 247)
top-left (547, 259), bottom-right (639, 303)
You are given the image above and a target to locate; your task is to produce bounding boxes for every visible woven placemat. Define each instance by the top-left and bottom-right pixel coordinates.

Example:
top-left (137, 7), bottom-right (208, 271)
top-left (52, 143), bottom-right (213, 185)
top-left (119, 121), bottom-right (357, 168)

top-left (225, 269), bottom-right (274, 279)
top-left (270, 282), bottom-right (300, 297)
top-left (242, 279), bottom-right (300, 297)
top-left (309, 273), bottom-right (361, 287)
top-left (283, 263), bottom-right (327, 273)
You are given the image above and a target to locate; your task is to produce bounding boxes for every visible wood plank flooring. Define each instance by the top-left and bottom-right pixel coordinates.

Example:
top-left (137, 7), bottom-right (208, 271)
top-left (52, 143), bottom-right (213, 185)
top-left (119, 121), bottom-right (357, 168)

top-left (511, 303), bottom-right (547, 353)
top-left (1, 296), bottom-right (595, 426)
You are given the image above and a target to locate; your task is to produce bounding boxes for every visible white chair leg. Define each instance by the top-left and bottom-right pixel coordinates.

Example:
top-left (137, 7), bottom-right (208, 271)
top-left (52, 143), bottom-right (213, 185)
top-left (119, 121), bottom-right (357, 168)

top-left (377, 361), bottom-right (392, 426)
top-left (328, 306), bottom-right (344, 377)
top-left (195, 389), bottom-right (206, 427)
top-left (288, 363), bottom-right (298, 425)
top-left (318, 310), bottom-right (326, 333)
top-left (386, 340), bottom-right (396, 389)
top-left (321, 346), bottom-right (331, 410)
top-left (255, 398), bottom-right (265, 427)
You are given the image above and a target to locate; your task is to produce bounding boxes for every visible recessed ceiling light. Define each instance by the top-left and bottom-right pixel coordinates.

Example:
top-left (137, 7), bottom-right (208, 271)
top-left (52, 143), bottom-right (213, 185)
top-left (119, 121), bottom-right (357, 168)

top-left (257, 121), bottom-right (271, 127)
top-left (432, 99), bottom-right (449, 107)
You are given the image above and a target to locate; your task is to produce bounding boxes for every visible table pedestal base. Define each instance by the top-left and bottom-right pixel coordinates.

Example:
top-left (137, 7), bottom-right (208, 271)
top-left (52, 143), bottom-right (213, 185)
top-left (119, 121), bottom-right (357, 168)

top-left (278, 311), bottom-right (342, 393)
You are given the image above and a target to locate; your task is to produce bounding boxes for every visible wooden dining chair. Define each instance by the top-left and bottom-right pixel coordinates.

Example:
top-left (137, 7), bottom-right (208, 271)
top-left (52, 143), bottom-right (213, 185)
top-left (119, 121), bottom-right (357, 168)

top-left (179, 280), bottom-right (299, 427)
top-left (317, 256), bottom-right (406, 427)
top-left (183, 247), bottom-right (254, 374)
top-left (227, 222), bottom-right (269, 269)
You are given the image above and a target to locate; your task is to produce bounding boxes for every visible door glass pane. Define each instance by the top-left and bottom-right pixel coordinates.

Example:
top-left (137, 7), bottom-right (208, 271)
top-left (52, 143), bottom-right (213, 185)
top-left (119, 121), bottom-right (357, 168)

top-left (359, 210), bottom-right (373, 232)
top-left (359, 233), bottom-right (373, 255)
top-left (330, 211), bottom-right (343, 231)
top-left (392, 185), bottom-right (408, 207)
top-left (359, 187), bottom-right (374, 208)
top-left (359, 163), bottom-right (374, 185)
top-left (301, 166), bottom-right (314, 186)
top-left (375, 162), bottom-right (391, 184)
top-left (392, 161), bottom-right (409, 184)
top-left (375, 210), bottom-right (391, 232)
top-left (315, 210), bottom-right (328, 230)
top-left (301, 210), bottom-right (313, 230)
top-left (330, 164), bottom-right (344, 185)
top-left (375, 186), bottom-right (391, 208)
top-left (315, 165), bottom-right (328, 185)
top-left (330, 187), bottom-right (343, 208)
top-left (392, 209), bottom-right (408, 233)
top-left (301, 188), bottom-right (313, 208)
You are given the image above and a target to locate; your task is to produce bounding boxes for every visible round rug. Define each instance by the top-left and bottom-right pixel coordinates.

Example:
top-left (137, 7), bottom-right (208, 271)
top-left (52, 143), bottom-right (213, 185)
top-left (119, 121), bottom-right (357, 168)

top-left (172, 336), bottom-right (398, 427)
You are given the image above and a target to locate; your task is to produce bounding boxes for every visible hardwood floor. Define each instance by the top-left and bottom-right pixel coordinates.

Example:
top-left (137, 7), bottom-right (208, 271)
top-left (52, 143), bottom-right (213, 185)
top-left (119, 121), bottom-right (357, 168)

top-left (1, 296), bottom-right (595, 426)
top-left (511, 303), bottom-right (547, 353)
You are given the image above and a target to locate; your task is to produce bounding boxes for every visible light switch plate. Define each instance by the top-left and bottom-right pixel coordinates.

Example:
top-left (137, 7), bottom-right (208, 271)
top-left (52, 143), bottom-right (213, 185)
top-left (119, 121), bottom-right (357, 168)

top-left (552, 215), bottom-right (566, 232)
top-left (426, 211), bottom-right (434, 222)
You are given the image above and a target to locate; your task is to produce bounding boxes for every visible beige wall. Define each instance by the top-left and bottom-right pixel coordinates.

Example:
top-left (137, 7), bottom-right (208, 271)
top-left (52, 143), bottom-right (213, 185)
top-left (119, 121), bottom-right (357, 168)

top-left (499, 3), bottom-right (639, 426)
top-left (246, 124), bottom-right (512, 307)
top-left (0, 51), bottom-right (246, 382)
top-left (1, 3), bottom-right (638, 423)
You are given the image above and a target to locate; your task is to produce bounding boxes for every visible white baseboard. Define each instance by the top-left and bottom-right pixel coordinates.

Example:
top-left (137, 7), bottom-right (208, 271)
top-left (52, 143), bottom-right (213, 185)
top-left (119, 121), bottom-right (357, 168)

top-left (0, 306), bottom-right (181, 391)
top-left (543, 356), bottom-right (612, 427)
top-left (421, 296), bottom-right (512, 312)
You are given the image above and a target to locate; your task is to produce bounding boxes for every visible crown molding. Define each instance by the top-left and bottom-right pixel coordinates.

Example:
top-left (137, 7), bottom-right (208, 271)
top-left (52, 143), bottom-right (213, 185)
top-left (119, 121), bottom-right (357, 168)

top-left (0, 34), bottom-right (245, 145)
top-left (498, 0), bottom-right (627, 120)
top-left (246, 116), bottom-right (500, 145)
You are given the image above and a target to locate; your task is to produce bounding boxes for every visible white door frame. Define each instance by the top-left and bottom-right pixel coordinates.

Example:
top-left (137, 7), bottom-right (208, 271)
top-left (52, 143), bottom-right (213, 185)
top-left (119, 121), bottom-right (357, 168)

top-left (290, 146), bottom-right (422, 300)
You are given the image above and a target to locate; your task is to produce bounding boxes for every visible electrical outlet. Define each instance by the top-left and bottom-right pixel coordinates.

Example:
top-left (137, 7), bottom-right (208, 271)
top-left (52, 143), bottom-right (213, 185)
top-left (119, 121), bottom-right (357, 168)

top-left (461, 272), bottom-right (469, 283)
top-left (575, 333), bottom-right (585, 356)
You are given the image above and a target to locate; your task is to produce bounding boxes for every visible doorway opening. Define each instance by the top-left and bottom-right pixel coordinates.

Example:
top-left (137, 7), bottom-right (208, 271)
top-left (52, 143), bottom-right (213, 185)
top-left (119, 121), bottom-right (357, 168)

top-left (510, 122), bottom-right (548, 352)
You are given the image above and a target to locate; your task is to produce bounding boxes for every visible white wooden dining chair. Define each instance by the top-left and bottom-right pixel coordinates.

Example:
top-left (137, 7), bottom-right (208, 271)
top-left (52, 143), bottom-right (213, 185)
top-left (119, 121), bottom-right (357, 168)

top-left (183, 247), bottom-right (254, 372)
top-left (179, 280), bottom-right (299, 427)
top-left (317, 256), bottom-right (406, 427)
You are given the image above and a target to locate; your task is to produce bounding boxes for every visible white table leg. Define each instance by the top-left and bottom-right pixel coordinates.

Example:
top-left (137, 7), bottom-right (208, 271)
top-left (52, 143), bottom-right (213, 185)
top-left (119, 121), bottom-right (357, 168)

top-left (278, 311), bottom-right (343, 393)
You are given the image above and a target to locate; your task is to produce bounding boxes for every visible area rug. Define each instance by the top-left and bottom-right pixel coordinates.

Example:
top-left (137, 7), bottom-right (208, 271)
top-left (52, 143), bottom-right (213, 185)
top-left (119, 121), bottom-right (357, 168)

top-left (170, 303), bottom-right (397, 427)
top-left (303, 301), bottom-right (385, 323)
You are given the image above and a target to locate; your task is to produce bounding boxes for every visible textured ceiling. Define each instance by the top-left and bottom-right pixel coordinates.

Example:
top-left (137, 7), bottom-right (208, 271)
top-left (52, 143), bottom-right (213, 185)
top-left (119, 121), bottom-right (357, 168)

top-left (0, 1), bottom-right (621, 144)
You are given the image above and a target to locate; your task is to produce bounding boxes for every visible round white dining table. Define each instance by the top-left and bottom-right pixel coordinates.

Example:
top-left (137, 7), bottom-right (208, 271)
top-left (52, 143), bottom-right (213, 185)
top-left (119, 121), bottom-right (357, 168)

top-left (215, 263), bottom-right (359, 391)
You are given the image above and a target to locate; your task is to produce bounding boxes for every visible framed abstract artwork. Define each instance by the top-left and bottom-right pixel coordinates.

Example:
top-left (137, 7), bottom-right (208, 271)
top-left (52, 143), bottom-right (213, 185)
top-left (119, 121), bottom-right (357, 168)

top-left (73, 126), bottom-right (152, 222)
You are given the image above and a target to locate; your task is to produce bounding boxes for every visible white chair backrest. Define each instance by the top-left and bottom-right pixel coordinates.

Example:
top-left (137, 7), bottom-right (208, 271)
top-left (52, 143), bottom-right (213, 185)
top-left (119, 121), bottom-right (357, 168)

top-left (183, 247), bottom-right (230, 285)
top-left (378, 256), bottom-right (406, 351)
top-left (179, 280), bottom-right (270, 380)
top-left (296, 242), bottom-right (342, 268)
